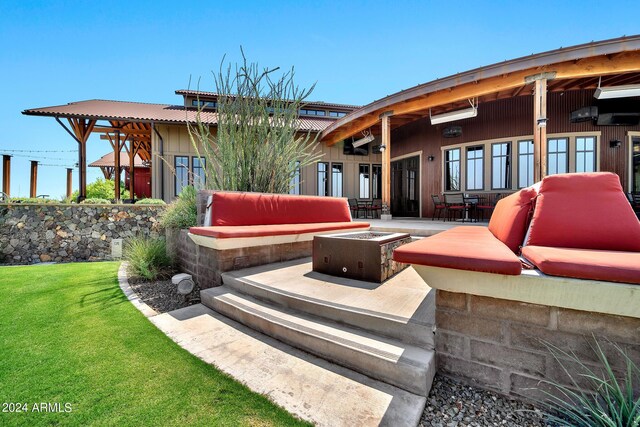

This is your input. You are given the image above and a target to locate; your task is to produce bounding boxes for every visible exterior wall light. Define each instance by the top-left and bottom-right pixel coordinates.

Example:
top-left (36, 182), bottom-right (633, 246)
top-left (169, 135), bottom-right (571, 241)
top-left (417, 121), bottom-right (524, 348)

top-left (379, 144), bottom-right (387, 152)
top-left (610, 139), bottom-right (622, 148)
top-left (427, 155), bottom-right (435, 161)
top-left (537, 117), bottom-right (548, 127)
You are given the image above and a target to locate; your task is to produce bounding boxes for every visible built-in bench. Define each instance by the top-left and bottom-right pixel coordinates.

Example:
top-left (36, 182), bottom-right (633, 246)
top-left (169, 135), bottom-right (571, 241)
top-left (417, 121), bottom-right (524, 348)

top-left (187, 191), bottom-right (370, 287)
top-left (393, 172), bottom-right (640, 401)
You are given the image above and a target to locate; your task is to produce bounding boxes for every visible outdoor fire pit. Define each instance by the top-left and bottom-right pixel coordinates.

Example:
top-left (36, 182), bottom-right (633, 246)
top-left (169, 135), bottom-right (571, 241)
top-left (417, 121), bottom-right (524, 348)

top-left (312, 231), bottom-right (411, 283)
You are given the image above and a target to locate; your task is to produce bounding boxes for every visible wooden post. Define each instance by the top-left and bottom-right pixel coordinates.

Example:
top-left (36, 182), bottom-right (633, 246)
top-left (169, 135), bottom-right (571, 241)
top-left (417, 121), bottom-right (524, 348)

top-left (63, 118), bottom-right (95, 202)
top-left (129, 139), bottom-right (136, 202)
top-left (380, 112), bottom-right (393, 220)
top-left (66, 168), bottom-right (73, 199)
top-left (30, 161), bottom-right (38, 198)
top-left (2, 155), bottom-right (10, 197)
top-left (114, 130), bottom-right (121, 201)
top-left (533, 78), bottom-right (548, 182)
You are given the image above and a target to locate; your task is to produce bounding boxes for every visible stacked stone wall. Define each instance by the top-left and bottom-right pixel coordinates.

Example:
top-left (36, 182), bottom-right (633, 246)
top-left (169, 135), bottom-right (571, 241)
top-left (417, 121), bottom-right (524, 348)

top-left (0, 203), bottom-right (164, 264)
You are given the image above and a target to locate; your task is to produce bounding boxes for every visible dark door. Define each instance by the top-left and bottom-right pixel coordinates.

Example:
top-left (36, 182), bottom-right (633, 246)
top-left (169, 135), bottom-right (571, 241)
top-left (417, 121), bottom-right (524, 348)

top-left (391, 156), bottom-right (420, 217)
top-left (633, 137), bottom-right (640, 194)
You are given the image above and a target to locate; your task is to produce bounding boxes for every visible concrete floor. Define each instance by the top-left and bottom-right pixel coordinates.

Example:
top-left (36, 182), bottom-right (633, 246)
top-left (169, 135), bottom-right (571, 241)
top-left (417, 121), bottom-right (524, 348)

top-left (358, 217), bottom-right (484, 237)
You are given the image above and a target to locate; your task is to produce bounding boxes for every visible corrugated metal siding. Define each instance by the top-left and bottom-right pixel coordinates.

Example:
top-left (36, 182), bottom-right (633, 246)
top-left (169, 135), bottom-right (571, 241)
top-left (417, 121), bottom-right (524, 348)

top-left (391, 89), bottom-right (640, 217)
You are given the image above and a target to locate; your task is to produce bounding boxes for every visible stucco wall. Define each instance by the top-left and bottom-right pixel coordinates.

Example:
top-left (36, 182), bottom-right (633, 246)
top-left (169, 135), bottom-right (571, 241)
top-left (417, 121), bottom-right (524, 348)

top-left (0, 203), bottom-right (164, 264)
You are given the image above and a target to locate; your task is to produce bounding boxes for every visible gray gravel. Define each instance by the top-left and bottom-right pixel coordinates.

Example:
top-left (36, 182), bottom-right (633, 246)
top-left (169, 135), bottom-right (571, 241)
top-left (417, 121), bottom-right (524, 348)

top-left (128, 277), bottom-right (200, 313)
top-left (421, 375), bottom-right (550, 427)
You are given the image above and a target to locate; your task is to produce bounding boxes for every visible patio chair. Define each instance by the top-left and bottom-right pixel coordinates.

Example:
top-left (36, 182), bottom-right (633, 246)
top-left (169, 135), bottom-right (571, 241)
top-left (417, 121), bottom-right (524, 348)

top-left (431, 195), bottom-right (446, 220)
top-left (348, 198), bottom-right (361, 219)
top-left (474, 193), bottom-right (500, 222)
top-left (463, 194), bottom-right (480, 222)
top-left (443, 193), bottom-right (466, 222)
top-left (369, 199), bottom-right (382, 219)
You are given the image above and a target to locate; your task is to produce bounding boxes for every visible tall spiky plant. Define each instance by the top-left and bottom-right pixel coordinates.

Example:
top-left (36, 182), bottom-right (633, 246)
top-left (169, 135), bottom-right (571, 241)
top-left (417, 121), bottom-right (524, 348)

top-left (188, 49), bottom-right (323, 194)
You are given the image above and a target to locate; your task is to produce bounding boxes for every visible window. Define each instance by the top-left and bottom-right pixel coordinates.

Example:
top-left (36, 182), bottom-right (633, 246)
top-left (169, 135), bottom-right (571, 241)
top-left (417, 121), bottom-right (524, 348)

top-left (444, 148), bottom-right (460, 191)
top-left (491, 142), bottom-right (511, 189)
top-left (518, 140), bottom-right (534, 188)
top-left (331, 163), bottom-right (343, 197)
top-left (372, 164), bottom-right (382, 199)
top-left (174, 156), bottom-right (189, 196)
top-left (547, 138), bottom-right (568, 175)
top-left (289, 161), bottom-right (301, 195)
top-left (191, 100), bottom-right (217, 108)
top-left (299, 109), bottom-right (326, 116)
top-left (329, 111), bottom-right (347, 118)
top-left (192, 157), bottom-right (206, 188)
top-left (575, 136), bottom-right (596, 173)
top-left (359, 164), bottom-right (370, 198)
top-left (317, 162), bottom-right (329, 196)
top-left (466, 146), bottom-right (484, 191)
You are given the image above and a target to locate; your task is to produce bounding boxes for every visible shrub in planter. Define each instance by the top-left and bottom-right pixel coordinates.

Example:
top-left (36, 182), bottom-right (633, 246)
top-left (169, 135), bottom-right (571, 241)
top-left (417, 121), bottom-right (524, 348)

top-left (80, 198), bottom-right (111, 205)
top-left (8, 197), bottom-right (58, 204)
top-left (124, 236), bottom-right (172, 281)
top-left (159, 186), bottom-right (197, 229)
top-left (539, 339), bottom-right (640, 426)
top-left (135, 198), bottom-right (166, 205)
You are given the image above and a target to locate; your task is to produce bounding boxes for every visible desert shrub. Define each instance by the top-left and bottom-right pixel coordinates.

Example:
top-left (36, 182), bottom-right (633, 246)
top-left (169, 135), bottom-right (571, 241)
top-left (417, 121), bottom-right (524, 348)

top-left (71, 178), bottom-right (130, 200)
top-left (538, 339), bottom-right (640, 426)
top-left (80, 198), bottom-right (111, 205)
top-left (136, 198), bottom-right (166, 205)
top-left (124, 236), bottom-right (172, 281)
top-left (159, 186), bottom-right (197, 229)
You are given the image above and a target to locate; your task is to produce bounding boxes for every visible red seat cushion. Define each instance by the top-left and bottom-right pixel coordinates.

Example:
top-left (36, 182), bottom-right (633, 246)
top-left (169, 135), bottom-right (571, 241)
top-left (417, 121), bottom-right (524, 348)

top-left (525, 173), bottom-right (640, 251)
top-left (393, 227), bottom-right (522, 275)
top-left (522, 245), bottom-right (640, 285)
top-left (210, 192), bottom-right (353, 226)
top-left (488, 187), bottom-right (538, 254)
top-left (190, 222), bottom-right (370, 239)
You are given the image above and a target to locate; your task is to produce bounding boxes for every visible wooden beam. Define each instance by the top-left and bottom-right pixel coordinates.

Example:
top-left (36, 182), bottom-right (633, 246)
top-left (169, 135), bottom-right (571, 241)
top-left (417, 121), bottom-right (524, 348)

top-left (67, 118), bottom-right (96, 201)
top-left (2, 155), bottom-right (10, 197)
top-left (128, 139), bottom-right (137, 201)
top-left (380, 112), bottom-right (392, 219)
top-left (30, 161), bottom-right (38, 198)
top-left (324, 51), bottom-right (640, 145)
top-left (113, 130), bottom-right (122, 201)
top-left (533, 78), bottom-right (548, 183)
top-left (66, 168), bottom-right (73, 199)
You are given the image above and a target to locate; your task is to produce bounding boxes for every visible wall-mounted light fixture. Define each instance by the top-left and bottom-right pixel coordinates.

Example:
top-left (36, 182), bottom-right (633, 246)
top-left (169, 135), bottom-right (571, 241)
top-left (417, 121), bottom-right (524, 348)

top-left (378, 144), bottom-right (387, 152)
top-left (537, 117), bottom-right (548, 127)
top-left (610, 139), bottom-right (622, 148)
top-left (427, 155), bottom-right (435, 162)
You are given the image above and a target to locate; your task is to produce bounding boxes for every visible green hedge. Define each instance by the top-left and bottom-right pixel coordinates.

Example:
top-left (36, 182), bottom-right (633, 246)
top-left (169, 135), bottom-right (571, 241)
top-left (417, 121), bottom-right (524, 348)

top-left (135, 198), bottom-right (166, 205)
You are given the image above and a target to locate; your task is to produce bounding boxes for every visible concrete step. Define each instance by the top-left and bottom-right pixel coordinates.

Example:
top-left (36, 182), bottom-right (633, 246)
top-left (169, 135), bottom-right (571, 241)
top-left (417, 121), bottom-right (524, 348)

top-left (152, 304), bottom-right (427, 427)
top-left (201, 287), bottom-right (436, 397)
top-left (221, 270), bottom-right (435, 349)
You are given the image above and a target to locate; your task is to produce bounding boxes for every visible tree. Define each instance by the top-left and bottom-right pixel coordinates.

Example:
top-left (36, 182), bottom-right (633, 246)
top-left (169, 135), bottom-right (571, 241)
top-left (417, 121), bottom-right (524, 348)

top-left (188, 49), bottom-right (323, 194)
top-left (71, 178), bottom-right (130, 201)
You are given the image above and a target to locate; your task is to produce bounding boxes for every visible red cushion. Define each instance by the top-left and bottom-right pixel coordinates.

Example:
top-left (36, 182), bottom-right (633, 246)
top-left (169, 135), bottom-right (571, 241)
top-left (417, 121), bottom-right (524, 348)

top-left (522, 245), bottom-right (640, 285)
top-left (488, 187), bottom-right (538, 254)
top-left (210, 192), bottom-right (353, 226)
top-left (393, 227), bottom-right (522, 275)
top-left (190, 222), bottom-right (370, 239)
top-left (525, 173), bottom-right (640, 251)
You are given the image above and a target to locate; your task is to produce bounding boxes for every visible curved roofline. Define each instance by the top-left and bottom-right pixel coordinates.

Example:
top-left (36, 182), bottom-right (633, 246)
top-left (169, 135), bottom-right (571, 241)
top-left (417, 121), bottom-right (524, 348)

top-left (321, 35), bottom-right (640, 141)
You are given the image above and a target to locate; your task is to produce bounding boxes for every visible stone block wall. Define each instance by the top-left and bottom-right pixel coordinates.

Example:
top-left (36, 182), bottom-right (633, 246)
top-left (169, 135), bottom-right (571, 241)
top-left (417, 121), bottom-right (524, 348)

top-left (168, 229), bottom-right (311, 288)
top-left (436, 290), bottom-right (640, 402)
top-left (0, 203), bottom-right (164, 264)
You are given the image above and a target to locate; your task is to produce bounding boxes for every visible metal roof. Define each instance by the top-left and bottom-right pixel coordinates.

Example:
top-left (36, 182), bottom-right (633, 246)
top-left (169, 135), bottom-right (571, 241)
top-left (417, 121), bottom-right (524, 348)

top-left (88, 151), bottom-right (147, 168)
top-left (321, 34), bottom-right (640, 141)
top-left (174, 89), bottom-right (361, 109)
top-left (22, 99), bottom-right (336, 132)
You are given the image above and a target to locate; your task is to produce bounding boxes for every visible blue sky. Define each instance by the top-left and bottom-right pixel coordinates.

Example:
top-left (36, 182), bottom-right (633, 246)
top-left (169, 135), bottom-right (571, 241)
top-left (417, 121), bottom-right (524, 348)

top-left (1, 0), bottom-right (639, 198)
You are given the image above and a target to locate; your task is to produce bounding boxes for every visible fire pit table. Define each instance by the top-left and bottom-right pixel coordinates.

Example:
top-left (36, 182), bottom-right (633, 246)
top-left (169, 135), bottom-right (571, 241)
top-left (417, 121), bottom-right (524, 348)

top-left (312, 231), bottom-right (411, 283)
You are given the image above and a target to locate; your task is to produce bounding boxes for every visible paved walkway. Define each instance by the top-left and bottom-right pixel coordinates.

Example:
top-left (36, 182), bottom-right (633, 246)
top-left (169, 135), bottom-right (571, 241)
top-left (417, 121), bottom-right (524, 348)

top-left (358, 217), bottom-right (483, 236)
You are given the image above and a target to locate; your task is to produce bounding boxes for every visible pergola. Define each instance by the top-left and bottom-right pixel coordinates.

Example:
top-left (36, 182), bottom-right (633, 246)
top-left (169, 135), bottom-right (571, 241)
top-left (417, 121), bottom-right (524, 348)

top-left (320, 36), bottom-right (640, 217)
top-left (22, 100), bottom-right (217, 201)
top-left (89, 151), bottom-right (148, 180)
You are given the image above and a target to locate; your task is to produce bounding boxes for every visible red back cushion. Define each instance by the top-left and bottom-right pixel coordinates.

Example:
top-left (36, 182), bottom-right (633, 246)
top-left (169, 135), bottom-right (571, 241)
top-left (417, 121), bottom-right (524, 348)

top-left (525, 172), bottom-right (640, 251)
top-left (210, 192), bottom-right (352, 226)
top-left (488, 187), bottom-right (538, 254)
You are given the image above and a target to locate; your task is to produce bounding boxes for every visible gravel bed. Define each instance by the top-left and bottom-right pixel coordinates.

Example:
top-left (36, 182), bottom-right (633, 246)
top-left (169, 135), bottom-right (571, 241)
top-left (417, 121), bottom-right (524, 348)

top-left (128, 277), bottom-right (200, 313)
top-left (421, 375), bottom-right (550, 427)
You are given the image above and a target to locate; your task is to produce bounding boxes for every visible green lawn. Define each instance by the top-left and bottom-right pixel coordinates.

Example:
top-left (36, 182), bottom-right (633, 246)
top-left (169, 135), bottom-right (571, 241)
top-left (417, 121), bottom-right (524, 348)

top-left (0, 262), bottom-right (309, 426)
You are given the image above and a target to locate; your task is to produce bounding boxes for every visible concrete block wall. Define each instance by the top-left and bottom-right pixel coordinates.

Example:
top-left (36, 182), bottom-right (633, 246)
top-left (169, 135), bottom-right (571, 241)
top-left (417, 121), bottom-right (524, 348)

top-left (168, 229), bottom-right (312, 288)
top-left (435, 290), bottom-right (640, 402)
